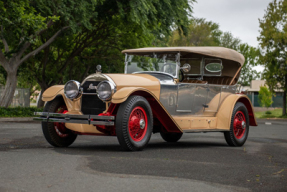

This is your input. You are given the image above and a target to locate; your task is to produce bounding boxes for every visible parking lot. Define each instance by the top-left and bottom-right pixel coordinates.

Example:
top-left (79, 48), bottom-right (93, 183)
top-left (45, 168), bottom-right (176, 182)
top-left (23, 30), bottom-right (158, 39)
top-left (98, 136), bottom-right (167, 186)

top-left (0, 120), bottom-right (286, 192)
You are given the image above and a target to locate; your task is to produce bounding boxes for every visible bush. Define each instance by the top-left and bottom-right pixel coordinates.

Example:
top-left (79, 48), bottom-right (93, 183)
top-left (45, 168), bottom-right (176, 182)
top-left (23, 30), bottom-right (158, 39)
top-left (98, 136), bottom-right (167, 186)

top-left (0, 107), bottom-right (43, 117)
top-left (258, 86), bottom-right (273, 109)
top-left (265, 111), bottom-right (272, 115)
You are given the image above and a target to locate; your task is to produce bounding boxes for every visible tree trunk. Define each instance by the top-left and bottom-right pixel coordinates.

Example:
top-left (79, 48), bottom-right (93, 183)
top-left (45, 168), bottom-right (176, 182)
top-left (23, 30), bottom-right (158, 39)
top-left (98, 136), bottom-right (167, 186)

top-left (0, 71), bottom-right (17, 107)
top-left (37, 90), bottom-right (46, 108)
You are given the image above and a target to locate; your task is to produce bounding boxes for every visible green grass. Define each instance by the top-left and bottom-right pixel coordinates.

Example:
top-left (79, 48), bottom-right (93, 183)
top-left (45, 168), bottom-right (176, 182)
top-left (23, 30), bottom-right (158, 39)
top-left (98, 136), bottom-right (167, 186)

top-left (0, 107), bottom-right (43, 117)
top-left (255, 108), bottom-right (287, 119)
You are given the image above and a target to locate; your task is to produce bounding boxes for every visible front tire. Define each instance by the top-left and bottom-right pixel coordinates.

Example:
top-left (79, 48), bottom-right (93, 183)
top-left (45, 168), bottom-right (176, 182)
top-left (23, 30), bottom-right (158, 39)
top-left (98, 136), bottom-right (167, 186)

top-left (116, 96), bottom-right (153, 151)
top-left (224, 102), bottom-right (249, 146)
top-left (42, 96), bottom-right (77, 147)
top-left (160, 132), bottom-right (183, 142)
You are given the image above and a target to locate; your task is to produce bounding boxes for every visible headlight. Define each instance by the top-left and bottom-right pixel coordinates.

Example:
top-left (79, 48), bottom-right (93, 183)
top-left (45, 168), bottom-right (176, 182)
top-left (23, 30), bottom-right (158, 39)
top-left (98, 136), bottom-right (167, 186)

top-left (97, 81), bottom-right (115, 101)
top-left (64, 80), bottom-right (81, 100)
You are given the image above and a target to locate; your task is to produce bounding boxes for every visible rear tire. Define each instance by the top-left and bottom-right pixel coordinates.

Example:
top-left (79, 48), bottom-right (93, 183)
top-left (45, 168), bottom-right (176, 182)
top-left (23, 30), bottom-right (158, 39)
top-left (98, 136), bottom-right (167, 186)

top-left (160, 132), bottom-right (183, 142)
top-left (116, 96), bottom-right (153, 151)
top-left (224, 102), bottom-right (249, 147)
top-left (42, 96), bottom-right (77, 147)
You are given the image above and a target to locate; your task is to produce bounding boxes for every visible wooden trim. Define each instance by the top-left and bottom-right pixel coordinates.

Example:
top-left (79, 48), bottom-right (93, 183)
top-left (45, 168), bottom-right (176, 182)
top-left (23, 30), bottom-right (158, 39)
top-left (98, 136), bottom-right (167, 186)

top-left (229, 67), bottom-right (241, 85)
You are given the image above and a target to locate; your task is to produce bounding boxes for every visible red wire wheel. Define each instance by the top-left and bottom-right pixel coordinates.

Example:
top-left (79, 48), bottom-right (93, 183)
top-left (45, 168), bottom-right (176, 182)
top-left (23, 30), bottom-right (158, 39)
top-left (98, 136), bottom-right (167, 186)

top-left (224, 102), bottom-right (249, 147)
top-left (42, 96), bottom-right (77, 147)
top-left (128, 106), bottom-right (148, 142)
top-left (54, 105), bottom-right (69, 138)
top-left (233, 111), bottom-right (246, 139)
top-left (116, 95), bottom-right (153, 151)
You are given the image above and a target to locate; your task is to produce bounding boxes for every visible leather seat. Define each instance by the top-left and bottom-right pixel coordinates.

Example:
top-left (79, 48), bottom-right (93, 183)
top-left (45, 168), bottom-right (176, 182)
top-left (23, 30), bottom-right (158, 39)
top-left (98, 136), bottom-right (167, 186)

top-left (203, 76), bottom-right (236, 85)
top-left (182, 79), bottom-right (207, 84)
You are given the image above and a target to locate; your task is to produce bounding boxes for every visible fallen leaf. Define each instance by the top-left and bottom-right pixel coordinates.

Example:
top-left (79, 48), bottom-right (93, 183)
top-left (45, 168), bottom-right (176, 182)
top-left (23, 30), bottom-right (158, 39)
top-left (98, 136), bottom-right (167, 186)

top-left (273, 169), bottom-right (285, 175)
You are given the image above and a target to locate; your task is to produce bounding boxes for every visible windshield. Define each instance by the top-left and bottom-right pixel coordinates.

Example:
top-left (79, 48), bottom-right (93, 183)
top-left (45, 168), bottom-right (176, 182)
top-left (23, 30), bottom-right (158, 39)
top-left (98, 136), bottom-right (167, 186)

top-left (125, 53), bottom-right (179, 77)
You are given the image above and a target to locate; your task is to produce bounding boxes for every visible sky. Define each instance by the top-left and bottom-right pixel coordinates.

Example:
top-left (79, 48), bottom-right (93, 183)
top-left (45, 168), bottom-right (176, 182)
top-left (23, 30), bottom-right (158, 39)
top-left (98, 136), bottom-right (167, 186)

top-left (192, 0), bottom-right (272, 47)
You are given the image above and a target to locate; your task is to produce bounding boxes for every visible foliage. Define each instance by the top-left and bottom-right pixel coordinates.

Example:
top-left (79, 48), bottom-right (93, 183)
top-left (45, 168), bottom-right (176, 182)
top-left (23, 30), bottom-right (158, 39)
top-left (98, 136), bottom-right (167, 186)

top-left (255, 108), bottom-right (287, 119)
top-left (0, 107), bottom-right (43, 117)
top-left (169, 18), bottom-right (222, 46)
top-left (237, 43), bottom-right (261, 86)
top-left (219, 32), bottom-right (241, 50)
top-left (219, 33), bottom-right (260, 86)
top-left (265, 111), bottom-right (272, 114)
top-left (0, 0), bottom-right (195, 107)
top-left (168, 19), bottom-right (260, 86)
top-left (258, 0), bottom-right (287, 115)
top-left (258, 86), bottom-right (273, 108)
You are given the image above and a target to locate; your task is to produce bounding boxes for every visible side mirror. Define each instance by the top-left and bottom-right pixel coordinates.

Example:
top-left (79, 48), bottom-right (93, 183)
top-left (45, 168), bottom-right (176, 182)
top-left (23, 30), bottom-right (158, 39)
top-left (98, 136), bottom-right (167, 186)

top-left (181, 63), bottom-right (191, 72)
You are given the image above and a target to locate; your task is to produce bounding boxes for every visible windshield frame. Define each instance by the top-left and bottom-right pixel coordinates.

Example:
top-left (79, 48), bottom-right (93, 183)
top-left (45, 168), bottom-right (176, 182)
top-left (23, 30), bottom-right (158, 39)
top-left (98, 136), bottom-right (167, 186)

top-left (124, 52), bottom-right (181, 79)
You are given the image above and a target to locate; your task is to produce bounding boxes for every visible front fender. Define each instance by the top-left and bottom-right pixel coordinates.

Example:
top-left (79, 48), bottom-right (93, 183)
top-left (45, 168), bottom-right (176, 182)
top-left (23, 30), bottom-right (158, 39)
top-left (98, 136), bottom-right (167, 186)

top-left (111, 87), bottom-right (159, 104)
top-left (111, 87), bottom-right (182, 133)
top-left (42, 85), bottom-right (65, 101)
top-left (42, 85), bottom-right (81, 112)
top-left (216, 94), bottom-right (257, 130)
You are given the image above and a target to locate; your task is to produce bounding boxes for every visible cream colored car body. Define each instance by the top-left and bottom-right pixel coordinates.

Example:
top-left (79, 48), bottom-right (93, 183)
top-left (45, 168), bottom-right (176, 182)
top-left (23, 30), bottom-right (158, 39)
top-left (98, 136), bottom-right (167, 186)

top-left (42, 71), bottom-right (257, 135)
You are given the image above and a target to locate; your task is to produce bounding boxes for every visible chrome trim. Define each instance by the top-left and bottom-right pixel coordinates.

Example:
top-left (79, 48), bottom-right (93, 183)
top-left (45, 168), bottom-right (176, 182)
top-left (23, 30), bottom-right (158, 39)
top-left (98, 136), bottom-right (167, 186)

top-left (176, 110), bottom-right (192, 112)
top-left (96, 80), bottom-right (116, 101)
top-left (33, 112), bottom-right (114, 126)
top-left (132, 71), bottom-right (175, 79)
top-left (175, 52), bottom-right (180, 79)
top-left (64, 80), bottom-right (82, 100)
top-left (125, 53), bottom-right (179, 78)
top-left (102, 74), bottom-right (117, 89)
top-left (203, 58), bottom-right (223, 76)
top-left (82, 92), bottom-right (98, 95)
top-left (124, 53), bottom-right (128, 73)
top-left (34, 112), bottom-right (114, 120)
top-left (34, 117), bottom-right (114, 126)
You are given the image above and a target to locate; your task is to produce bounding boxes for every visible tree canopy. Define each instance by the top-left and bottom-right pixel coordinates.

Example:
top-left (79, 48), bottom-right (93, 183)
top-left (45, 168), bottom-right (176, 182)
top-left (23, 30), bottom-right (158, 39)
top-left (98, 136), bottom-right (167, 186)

top-left (258, 0), bottom-right (287, 115)
top-left (168, 19), bottom-right (260, 86)
top-left (258, 85), bottom-right (273, 109)
top-left (0, 0), bottom-right (195, 107)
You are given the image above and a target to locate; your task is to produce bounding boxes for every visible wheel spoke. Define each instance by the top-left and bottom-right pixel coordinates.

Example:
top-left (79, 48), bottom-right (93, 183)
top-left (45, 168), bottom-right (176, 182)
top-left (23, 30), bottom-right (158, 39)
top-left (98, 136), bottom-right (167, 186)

top-left (233, 111), bottom-right (246, 139)
top-left (53, 105), bottom-right (69, 138)
top-left (128, 107), bottom-right (148, 142)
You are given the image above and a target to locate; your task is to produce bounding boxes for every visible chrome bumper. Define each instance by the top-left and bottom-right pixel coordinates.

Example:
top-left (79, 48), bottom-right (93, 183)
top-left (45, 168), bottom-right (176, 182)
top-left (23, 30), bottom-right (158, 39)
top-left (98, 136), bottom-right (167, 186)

top-left (33, 112), bottom-right (114, 126)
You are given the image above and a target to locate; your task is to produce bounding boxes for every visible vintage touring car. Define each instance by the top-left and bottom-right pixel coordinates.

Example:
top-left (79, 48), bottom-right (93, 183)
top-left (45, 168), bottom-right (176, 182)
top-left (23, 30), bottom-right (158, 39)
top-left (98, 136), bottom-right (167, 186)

top-left (34, 47), bottom-right (257, 151)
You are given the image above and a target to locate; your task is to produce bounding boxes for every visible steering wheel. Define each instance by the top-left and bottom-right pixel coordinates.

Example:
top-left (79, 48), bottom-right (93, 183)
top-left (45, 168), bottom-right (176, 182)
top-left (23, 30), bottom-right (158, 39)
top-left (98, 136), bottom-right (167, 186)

top-left (179, 69), bottom-right (184, 82)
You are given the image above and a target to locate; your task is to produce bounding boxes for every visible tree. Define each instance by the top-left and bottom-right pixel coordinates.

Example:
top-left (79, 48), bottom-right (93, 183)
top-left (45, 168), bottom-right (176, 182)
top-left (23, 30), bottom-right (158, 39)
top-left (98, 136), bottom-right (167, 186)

top-left (0, 0), bottom-right (99, 107)
top-left (168, 20), bottom-right (260, 86)
top-left (258, 0), bottom-right (287, 116)
top-left (258, 86), bottom-right (273, 109)
top-left (169, 18), bottom-right (222, 46)
top-left (237, 43), bottom-right (261, 86)
top-left (219, 32), bottom-right (241, 50)
top-left (1, 0), bottom-right (194, 107)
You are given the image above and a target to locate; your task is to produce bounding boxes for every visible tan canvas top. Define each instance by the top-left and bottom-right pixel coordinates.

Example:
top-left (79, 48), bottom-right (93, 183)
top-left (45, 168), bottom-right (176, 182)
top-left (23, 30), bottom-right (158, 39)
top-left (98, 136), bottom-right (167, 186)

top-left (122, 47), bottom-right (245, 66)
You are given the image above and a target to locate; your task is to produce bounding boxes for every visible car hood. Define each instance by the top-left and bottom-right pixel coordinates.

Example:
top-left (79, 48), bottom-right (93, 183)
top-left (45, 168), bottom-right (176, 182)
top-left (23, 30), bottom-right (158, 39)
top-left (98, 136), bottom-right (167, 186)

top-left (82, 73), bottom-right (162, 98)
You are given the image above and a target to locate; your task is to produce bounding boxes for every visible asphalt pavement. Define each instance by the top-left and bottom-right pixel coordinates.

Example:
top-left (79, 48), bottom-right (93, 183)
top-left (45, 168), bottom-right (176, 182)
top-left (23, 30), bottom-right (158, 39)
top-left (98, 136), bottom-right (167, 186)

top-left (0, 120), bottom-right (286, 192)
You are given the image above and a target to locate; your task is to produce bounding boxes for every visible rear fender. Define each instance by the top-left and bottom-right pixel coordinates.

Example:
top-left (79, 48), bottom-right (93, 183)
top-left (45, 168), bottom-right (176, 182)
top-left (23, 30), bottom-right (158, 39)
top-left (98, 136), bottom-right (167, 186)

top-left (216, 94), bottom-right (257, 130)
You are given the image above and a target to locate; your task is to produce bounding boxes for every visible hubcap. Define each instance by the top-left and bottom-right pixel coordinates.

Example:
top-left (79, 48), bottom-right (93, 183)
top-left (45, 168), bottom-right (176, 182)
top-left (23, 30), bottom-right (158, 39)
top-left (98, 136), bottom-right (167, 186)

top-left (242, 121), bottom-right (246, 129)
top-left (139, 119), bottom-right (145, 129)
top-left (233, 111), bottom-right (246, 139)
top-left (128, 106), bottom-right (148, 142)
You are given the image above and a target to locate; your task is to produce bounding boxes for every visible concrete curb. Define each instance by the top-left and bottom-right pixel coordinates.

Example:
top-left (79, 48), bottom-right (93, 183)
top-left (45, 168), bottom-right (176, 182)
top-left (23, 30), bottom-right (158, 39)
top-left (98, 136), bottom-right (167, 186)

top-left (0, 117), bottom-right (34, 122)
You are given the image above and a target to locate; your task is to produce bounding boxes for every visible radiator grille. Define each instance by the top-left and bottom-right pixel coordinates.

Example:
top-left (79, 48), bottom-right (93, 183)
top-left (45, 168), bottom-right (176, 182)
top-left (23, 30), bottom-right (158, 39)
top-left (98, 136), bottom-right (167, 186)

top-left (81, 81), bottom-right (106, 115)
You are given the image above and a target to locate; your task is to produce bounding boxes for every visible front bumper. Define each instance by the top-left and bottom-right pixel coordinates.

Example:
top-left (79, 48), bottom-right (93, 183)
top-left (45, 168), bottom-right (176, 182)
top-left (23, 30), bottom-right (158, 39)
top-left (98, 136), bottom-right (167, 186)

top-left (33, 112), bottom-right (114, 126)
